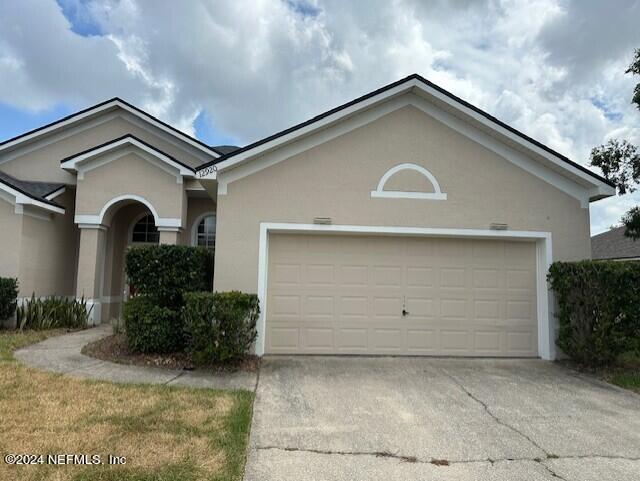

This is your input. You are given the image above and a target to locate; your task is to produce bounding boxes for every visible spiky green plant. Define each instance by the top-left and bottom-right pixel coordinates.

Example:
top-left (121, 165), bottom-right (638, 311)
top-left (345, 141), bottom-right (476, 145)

top-left (17, 295), bottom-right (92, 331)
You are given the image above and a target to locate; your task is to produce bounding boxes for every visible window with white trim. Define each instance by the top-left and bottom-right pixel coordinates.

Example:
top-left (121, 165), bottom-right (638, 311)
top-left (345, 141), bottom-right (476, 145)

top-left (131, 214), bottom-right (159, 243)
top-left (195, 215), bottom-right (216, 250)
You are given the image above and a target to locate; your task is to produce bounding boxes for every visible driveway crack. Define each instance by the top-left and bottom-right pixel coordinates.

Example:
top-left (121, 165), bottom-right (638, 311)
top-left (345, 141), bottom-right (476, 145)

top-left (255, 445), bottom-right (639, 470)
top-left (164, 371), bottom-right (185, 385)
top-left (441, 370), bottom-right (549, 457)
top-left (255, 446), bottom-right (424, 464)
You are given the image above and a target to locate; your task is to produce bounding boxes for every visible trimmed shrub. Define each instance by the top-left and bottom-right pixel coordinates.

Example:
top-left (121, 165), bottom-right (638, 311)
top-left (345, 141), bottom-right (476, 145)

top-left (183, 291), bottom-right (259, 364)
top-left (125, 245), bottom-right (214, 309)
top-left (0, 277), bottom-right (18, 321)
top-left (16, 295), bottom-right (91, 330)
top-left (548, 260), bottom-right (640, 365)
top-left (124, 296), bottom-right (184, 353)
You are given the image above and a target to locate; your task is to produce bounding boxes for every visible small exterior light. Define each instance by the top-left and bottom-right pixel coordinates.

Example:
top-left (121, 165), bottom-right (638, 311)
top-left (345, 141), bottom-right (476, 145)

top-left (490, 223), bottom-right (508, 230)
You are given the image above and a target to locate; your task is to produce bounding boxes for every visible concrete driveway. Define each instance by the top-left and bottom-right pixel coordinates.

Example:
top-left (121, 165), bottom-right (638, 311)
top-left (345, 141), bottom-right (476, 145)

top-left (245, 357), bottom-right (640, 481)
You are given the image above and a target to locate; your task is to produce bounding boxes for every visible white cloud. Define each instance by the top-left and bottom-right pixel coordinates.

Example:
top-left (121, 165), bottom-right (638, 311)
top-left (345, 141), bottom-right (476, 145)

top-left (0, 0), bottom-right (639, 234)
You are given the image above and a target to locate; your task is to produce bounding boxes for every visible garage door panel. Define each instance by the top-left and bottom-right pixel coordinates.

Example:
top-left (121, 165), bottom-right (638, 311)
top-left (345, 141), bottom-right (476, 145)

top-left (266, 234), bottom-right (538, 357)
top-left (340, 265), bottom-right (369, 286)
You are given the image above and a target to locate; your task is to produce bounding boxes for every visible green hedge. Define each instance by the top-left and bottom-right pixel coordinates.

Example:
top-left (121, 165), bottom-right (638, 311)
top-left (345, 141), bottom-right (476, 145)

top-left (548, 260), bottom-right (640, 365)
top-left (123, 296), bottom-right (184, 353)
top-left (123, 245), bottom-right (213, 353)
top-left (125, 245), bottom-right (214, 309)
top-left (0, 277), bottom-right (18, 321)
top-left (183, 291), bottom-right (259, 364)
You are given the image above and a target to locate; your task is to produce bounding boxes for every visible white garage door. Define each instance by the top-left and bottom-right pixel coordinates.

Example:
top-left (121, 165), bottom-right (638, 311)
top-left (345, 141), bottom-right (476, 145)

top-left (266, 234), bottom-right (538, 357)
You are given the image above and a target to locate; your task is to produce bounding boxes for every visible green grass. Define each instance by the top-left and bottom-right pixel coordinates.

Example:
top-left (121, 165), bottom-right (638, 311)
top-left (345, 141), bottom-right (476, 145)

top-left (0, 329), bottom-right (255, 481)
top-left (609, 371), bottom-right (640, 393)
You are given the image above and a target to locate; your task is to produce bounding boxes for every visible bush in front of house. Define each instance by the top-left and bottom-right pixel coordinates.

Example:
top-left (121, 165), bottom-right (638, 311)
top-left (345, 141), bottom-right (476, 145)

top-left (548, 260), bottom-right (640, 366)
top-left (125, 245), bottom-right (214, 309)
top-left (0, 277), bottom-right (18, 322)
top-left (123, 296), bottom-right (184, 353)
top-left (123, 245), bottom-right (214, 353)
top-left (183, 291), bottom-right (259, 364)
top-left (16, 294), bottom-right (91, 330)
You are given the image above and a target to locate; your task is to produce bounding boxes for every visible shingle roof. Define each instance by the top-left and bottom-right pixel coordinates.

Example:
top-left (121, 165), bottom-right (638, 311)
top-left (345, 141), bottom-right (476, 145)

top-left (0, 170), bottom-right (65, 206)
top-left (591, 226), bottom-right (640, 260)
top-left (195, 73), bottom-right (616, 190)
top-left (212, 145), bottom-right (241, 155)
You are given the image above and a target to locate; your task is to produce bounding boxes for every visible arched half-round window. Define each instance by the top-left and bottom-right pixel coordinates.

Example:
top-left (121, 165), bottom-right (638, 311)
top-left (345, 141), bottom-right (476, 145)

top-left (131, 214), bottom-right (159, 244)
top-left (194, 214), bottom-right (216, 250)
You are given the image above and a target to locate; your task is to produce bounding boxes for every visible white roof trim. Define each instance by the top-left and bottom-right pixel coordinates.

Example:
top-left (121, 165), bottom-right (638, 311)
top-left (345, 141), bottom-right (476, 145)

top-left (0, 182), bottom-right (65, 214)
top-left (200, 77), bottom-right (614, 198)
top-left (371, 163), bottom-right (447, 200)
top-left (0, 99), bottom-right (220, 159)
top-left (61, 136), bottom-right (195, 178)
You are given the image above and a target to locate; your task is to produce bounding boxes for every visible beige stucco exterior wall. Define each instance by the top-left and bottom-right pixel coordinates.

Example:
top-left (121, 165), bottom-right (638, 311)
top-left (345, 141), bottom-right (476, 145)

top-left (214, 104), bottom-right (592, 293)
top-left (16, 190), bottom-right (78, 297)
top-left (0, 196), bottom-right (23, 280)
top-left (0, 113), bottom-right (209, 184)
top-left (75, 151), bottom-right (184, 222)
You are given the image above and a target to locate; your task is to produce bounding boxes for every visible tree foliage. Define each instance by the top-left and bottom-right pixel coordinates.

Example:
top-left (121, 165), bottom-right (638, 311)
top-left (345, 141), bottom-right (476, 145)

top-left (590, 140), bottom-right (640, 195)
top-left (627, 48), bottom-right (640, 111)
top-left (590, 48), bottom-right (640, 239)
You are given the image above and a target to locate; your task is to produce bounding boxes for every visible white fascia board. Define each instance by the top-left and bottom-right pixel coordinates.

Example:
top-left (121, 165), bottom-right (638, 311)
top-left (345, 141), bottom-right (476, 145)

top-left (61, 137), bottom-right (195, 178)
top-left (200, 81), bottom-right (417, 179)
top-left (0, 182), bottom-right (65, 214)
top-left (412, 83), bottom-right (614, 194)
top-left (205, 77), bottom-right (612, 198)
top-left (0, 100), bottom-right (219, 159)
top-left (214, 94), bottom-right (598, 206)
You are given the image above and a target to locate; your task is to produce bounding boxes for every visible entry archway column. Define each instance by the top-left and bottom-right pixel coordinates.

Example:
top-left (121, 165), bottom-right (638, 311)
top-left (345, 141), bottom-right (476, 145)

top-left (158, 227), bottom-right (181, 245)
top-left (76, 224), bottom-right (107, 325)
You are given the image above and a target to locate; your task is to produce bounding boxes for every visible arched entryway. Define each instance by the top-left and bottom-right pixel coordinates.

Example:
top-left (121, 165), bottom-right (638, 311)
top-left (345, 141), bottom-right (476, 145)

top-left (75, 195), bottom-right (182, 323)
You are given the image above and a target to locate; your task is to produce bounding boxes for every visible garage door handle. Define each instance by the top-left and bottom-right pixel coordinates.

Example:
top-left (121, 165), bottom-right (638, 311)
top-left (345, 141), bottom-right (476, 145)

top-left (402, 309), bottom-right (409, 316)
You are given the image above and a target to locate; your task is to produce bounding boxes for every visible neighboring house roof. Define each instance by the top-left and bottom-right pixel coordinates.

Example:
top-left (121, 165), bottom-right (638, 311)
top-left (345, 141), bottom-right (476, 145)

top-left (0, 97), bottom-right (220, 160)
top-left (592, 226), bottom-right (640, 260)
top-left (212, 145), bottom-right (241, 155)
top-left (0, 170), bottom-right (65, 214)
top-left (60, 134), bottom-right (196, 177)
top-left (196, 74), bottom-right (614, 202)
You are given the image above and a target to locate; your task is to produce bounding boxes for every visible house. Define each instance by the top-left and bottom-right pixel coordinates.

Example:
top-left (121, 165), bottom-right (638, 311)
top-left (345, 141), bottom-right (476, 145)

top-left (592, 226), bottom-right (640, 261)
top-left (0, 74), bottom-right (615, 360)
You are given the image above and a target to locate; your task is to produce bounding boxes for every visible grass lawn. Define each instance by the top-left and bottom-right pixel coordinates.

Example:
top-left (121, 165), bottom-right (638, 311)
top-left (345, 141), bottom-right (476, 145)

top-left (600, 353), bottom-right (640, 394)
top-left (0, 329), bottom-right (254, 481)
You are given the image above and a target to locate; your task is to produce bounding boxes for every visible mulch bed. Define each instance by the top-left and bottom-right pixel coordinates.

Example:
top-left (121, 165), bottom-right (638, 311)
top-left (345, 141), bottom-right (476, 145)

top-left (81, 334), bottom-right (260, 373)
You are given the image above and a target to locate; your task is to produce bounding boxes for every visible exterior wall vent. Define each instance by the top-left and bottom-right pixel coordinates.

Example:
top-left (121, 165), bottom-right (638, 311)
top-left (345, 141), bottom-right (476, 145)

top-left (313, 217), bottom-right (332, 225)
top-left (490, 223), bottom-right (508, 230)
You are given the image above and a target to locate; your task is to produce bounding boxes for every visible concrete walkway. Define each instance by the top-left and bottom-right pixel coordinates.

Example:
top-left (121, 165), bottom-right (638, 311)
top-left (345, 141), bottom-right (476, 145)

top-left (14, 325), bottom-right (257, 391)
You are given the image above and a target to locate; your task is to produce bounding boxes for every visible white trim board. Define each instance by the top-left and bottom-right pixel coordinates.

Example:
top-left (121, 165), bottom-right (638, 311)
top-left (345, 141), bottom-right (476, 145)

top-left (74, 194), bottom-right (181, 229)
top-left (61, 136), bottom-right (195, 182)
top-left (0, 181), bottom-right (65, 215)
top-left (0, 100), bottom-right (220, 160)
top-left (212, 93), bottom-right (610, 207)
top-left (256, 222), bottom-right (555, 360)
top-left (371, 163), bottom-right (447, 200)
top-left (202, 77), bottom-right (613, 200)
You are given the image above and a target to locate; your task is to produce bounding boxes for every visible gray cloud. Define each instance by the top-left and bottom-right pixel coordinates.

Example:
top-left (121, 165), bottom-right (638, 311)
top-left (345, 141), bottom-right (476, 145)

top-left (0, 0), bottom-right (638, 234)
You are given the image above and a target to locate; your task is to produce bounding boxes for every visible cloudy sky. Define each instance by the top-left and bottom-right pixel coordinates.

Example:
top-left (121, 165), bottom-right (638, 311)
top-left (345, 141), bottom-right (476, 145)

top-left (1, 0), bottom-right (639, 234)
